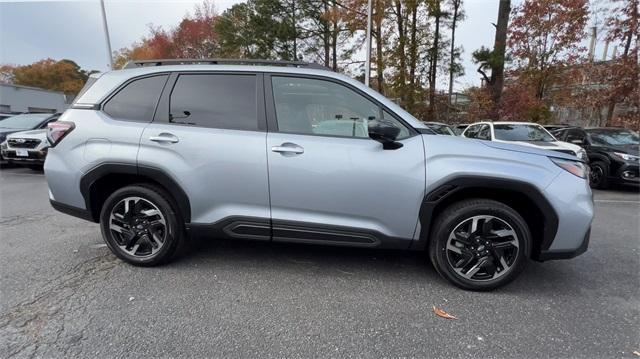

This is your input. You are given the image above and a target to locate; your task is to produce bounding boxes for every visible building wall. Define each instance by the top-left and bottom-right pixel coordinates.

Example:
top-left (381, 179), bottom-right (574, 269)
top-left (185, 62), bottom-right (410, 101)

top-left (0, 83), bottom-right (68, 114)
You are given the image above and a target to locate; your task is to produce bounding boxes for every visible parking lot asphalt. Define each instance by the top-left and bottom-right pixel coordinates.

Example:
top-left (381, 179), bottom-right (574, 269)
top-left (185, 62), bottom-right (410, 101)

top-left (0, 166), bottom-right (638, 358)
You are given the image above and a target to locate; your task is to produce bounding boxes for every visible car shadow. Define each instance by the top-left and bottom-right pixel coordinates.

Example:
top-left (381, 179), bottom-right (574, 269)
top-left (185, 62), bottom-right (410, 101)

top-left (172, 234), bottom-right (593, 295)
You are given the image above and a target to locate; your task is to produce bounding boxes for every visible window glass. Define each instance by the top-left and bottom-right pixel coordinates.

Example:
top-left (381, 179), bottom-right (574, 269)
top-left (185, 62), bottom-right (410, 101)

top-left (170, 74), bottom-right (258, 130)
top-left (493, 124), bottom-right (555, 142)
top-left (565, 129), bottom-right (586, 143)
top-left (271, 76), bottom-right (409, 139)
top-left (587, 129), bottom-right (639, 145)
top-left (0, 113), bottom-right (50, 129)
top-left (477, 125), bottom-right (491, 140)
top-left (464, 124), bottom-right (480, 138)
top-left (103, 75), bottom-right (168, 122)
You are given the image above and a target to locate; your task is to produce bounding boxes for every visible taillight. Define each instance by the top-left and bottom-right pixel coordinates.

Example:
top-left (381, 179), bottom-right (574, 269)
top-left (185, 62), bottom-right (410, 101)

top-left (47, 121), bottom-right (75, 147)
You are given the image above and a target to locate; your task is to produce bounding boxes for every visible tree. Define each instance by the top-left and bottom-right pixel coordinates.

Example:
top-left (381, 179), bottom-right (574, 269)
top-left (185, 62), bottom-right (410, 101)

top-left (426, 0), bottom-right (443, 119)
top-left (472, 0), bottom-right (510, 119)
top-left (447, 0), bottom-right (465, 119)
top-left (216, 0), bottom-right (296, 60)
top-left (113, 27), bottom-right (174, 69)
top-left (4, 59), bottom-right (93, 96)
top-left (508, 0), bottom-right (589, 101)
top-left (113, 1), bottom-right (218, 68)
top-left (172, 1), bottom-right (219, 58)
top-left (602, 0), bottom-right (639, 125)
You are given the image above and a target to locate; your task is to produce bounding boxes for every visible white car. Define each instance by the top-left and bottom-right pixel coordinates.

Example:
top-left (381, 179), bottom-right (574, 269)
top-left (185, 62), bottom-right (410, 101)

top-left (461, 121), bottom-right (587, 161)
top-left (0, 127), bottom-right (51, 169)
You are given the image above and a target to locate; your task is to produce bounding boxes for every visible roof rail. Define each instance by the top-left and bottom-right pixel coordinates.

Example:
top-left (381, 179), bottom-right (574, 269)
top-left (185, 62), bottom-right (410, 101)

top-left (123, 58), bottom-right (331, 71)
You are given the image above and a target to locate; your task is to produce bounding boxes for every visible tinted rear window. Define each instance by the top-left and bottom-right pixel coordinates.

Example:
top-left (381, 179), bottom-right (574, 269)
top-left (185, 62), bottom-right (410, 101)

top-left (169, 74), bottom-right (258, 130)
top-left (103, 75), bottom-right (168, 122)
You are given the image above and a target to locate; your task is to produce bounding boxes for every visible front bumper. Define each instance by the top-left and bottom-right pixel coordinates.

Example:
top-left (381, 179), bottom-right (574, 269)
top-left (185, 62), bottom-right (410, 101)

top-left (611, 163), bottom-right (640, 185)
top-left (537, 169), bottom-right (594, 261)
top-left (0, 149), bottom-right (47, 164)
top-left (538, 227), bottom-right (590, 260)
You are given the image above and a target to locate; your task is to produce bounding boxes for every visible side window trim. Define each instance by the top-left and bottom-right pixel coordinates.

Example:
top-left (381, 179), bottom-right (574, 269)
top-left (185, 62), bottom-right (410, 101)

top-left (153, 71), bottom-right (267, 132)
top-left (264, 73), bottom-right (417, 138)
top-left (100, 73), bottom-right (170, 123)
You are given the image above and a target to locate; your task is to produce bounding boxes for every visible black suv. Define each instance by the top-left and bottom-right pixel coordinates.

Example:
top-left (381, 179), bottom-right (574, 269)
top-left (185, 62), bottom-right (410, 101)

top-left (553, 127), bottom-right (640, 189)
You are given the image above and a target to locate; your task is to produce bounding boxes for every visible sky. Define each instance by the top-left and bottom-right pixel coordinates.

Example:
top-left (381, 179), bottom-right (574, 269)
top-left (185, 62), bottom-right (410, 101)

top-left (0, 0), bottom-right (609, 90)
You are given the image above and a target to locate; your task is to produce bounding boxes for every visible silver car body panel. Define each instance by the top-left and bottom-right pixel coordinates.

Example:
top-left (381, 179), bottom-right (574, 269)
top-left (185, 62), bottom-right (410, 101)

top-left (46, 65), bottom-right (593, 259)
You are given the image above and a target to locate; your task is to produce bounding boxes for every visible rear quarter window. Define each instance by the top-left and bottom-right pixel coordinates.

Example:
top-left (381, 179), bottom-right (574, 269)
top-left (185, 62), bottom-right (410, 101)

top-left (103, 75), bottom-right (168, 122)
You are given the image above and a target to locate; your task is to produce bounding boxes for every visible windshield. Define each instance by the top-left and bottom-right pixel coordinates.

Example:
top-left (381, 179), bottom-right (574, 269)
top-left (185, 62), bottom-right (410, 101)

top-left (587, 129), bottom-right (640, 146)
top-left (426, 123), bottom-right (455, 136)
top-left (0, 113), bottom-right (50, 130)
top-left (493, 124), bottom-right (555, 142)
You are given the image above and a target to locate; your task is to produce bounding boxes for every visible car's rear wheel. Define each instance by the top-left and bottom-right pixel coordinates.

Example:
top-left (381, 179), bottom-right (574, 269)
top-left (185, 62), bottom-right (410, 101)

top-left (589, 161), bottom-right (609, 189)
top-left (429, 199), bottom-right (530, 291)
top-left (100, 184), bottom-right (184, 266)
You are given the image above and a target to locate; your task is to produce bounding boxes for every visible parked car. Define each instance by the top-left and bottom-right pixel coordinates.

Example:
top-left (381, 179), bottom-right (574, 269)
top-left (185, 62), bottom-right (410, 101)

top-left (45, 59), bottom-right (593, 291)
top-left (453, 123), bottom-right (469, 135)
top-left (552, 127), bottom-right (639, 189)
top-left (461, 121), bottom-right (587, 161)
top-left (424, 122), bottom-right (456, 135)
top-left (1, 125), bottom-right (55, 169)
top-left (0, 113), bottom-right (60, 165)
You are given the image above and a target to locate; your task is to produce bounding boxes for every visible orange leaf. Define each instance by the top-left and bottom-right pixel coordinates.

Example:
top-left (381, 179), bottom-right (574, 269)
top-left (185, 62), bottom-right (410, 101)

top-left (433, 305), bottom-right (458, 320)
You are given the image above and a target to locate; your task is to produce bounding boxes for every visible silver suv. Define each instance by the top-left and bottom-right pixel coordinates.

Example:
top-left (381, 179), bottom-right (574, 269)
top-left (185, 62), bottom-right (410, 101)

top-left (44, 59), bottom-right (593, 290)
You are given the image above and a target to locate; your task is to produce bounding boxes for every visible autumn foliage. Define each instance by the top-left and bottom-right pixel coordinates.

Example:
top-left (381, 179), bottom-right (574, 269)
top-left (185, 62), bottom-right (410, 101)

top-left (0, 59), bottom-right (92, 96)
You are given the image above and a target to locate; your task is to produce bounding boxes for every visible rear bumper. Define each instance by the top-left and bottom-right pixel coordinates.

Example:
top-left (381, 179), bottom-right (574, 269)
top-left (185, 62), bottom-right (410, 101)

top-left (538, 227), bottom-right (590, 261)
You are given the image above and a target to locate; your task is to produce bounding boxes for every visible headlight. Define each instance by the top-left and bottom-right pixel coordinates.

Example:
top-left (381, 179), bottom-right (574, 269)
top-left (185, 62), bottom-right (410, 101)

top-left (550, 158), bottom-right (589, 179)
top-left (576, 148), bottom-right (587, 161)
top-left (613, 152), bottom-right (639, 162)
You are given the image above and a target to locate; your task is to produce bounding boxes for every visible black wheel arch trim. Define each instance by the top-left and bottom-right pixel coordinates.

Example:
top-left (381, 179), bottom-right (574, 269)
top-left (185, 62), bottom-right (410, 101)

top-left (79, 162), bottom-right (192, 223)
top-left (412, 175), bottom-right (559, 259)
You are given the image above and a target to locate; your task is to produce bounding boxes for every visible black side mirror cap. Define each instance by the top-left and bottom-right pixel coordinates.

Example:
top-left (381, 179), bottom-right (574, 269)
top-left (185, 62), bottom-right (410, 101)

top-left (368, 120), bottom-right (403, 150)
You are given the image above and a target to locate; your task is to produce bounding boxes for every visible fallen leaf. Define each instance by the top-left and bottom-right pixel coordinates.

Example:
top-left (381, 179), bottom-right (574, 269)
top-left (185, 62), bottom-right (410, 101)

top-left (632, 351), bottom-right (640, 357)
top-left (433, 305), bottom-right (458, 320)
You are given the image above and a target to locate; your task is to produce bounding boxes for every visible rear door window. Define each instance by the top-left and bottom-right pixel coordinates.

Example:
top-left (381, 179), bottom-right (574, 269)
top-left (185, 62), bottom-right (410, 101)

top-left (169, 74), bottom-right (258, 131)
top-left (103, 75), bottom-right (168, 122)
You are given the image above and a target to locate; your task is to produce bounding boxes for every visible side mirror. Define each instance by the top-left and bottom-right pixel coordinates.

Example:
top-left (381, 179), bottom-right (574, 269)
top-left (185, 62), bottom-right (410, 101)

top-left (368, 120), bottom-right (403, 150)
top-left (569, 138), bottom-right (584, 146)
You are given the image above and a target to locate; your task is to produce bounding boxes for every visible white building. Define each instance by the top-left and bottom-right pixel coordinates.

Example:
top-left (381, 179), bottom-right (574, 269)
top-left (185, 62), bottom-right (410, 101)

top-left (0, 83), bottom-right (69, 115)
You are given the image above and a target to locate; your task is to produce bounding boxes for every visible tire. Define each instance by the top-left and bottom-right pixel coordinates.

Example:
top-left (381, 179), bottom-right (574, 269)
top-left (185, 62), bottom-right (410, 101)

top-left (428, 199), bottom-right (531, 291)
top-left (28, 165), bottom-right (44, 171)
top-left (100, 184), bottom-right (185, 266)
top-left (589, 161), bottom-right (609, 189)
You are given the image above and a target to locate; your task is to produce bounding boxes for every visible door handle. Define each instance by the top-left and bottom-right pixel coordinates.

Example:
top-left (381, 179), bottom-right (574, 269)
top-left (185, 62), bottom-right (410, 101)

top-left (271, 143), bottom-right (304, 155)
top-left (149, 133), bottom-right (179, 144)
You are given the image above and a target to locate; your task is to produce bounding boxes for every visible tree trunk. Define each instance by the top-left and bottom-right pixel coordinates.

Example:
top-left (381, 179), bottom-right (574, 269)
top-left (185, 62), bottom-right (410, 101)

top-left (394, 0), bottom-right (406, 104)
top-left (428, 1), bottom-right (441, 120)
top-left (331, 3), bottom-right (338, 71)
top-left (292, 0), bottom-right (297, 60)
top-left (605, 18), bottom-right (635, 126)
top-left (323, 0), bottom-right (330, 67)
top-left (490, 0), bottom-right (510, 119)
top-left (374, 0), bottom-right (385, 94)
top-left (407, 0), bottom-right (418, 112)
top-left (448, 0), bottom-right (461, 121)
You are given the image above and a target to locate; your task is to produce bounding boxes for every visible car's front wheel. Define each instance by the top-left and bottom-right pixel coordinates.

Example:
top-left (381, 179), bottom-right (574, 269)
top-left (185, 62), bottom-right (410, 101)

top-left (429, 199), bottom-right (530, 291)
top-left (100, 184), bottom-right (184, 266)
top-left (589, 161), bottom-right (609, 189)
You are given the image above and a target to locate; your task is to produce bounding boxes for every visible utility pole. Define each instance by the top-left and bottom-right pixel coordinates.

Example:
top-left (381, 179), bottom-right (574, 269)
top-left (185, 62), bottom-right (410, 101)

top-left (100, 0), bottom-right (114, 70)
top-left (364, 0), bottom-right (372, 86)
